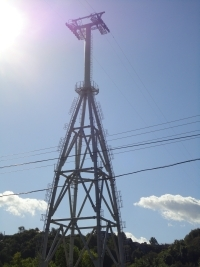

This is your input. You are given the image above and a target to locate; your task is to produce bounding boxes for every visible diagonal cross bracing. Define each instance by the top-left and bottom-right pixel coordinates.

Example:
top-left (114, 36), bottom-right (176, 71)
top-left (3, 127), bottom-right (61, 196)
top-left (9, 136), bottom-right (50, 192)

top-left (41, 12), bottom-right (125, 267)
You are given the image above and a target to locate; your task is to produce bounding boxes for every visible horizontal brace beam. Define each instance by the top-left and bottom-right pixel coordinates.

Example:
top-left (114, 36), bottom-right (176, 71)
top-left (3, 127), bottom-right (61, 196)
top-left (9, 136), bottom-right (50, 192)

top-left (52, 216), bottom-right (96, 222)
top-left (49, 221), bottom-right (111, 231)
top-left (60, 167), bottom-right (94, 173)
top-left (73, 125), bottom-right (90, 130)
top-left (69, 225), bottom-right (108, 230)
top-left (70, 12), bottom-right (105, 23)
top-left (100, 217), bottom-right (117, 226)
top-left (69, 226), bottom-right (97, 230)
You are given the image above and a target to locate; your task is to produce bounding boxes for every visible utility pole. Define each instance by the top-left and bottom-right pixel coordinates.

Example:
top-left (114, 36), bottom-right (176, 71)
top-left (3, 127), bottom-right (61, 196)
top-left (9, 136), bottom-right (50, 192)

top-left (41, 12), bottom-right (125, 267)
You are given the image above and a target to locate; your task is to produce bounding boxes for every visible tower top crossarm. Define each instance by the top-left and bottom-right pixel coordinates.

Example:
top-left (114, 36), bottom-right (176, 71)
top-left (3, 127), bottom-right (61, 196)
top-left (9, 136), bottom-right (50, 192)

top-left (66, 12), bottom-right (110, 40)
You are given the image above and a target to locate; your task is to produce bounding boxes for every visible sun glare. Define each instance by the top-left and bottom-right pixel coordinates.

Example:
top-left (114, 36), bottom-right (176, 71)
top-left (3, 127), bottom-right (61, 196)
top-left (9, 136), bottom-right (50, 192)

top-left (0, 2), bottom-right (24, 52)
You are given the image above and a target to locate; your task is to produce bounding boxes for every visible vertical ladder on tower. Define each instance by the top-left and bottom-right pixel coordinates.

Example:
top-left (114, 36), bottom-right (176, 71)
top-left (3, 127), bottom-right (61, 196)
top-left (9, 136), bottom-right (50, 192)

top-left (40, 12), bottom-right (125, 267)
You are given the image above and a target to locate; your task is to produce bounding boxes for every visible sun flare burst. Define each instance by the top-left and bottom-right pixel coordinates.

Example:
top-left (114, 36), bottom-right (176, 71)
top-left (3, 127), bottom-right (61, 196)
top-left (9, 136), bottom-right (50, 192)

top-left (0, 1), bottom-right (24, 53)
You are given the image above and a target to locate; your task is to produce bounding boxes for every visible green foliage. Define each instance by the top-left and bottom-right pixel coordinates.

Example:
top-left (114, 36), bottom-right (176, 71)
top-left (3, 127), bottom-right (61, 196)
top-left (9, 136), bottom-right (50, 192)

top-left (1, 227), bottom-right (200, 267)
top-left (149, 237), bottom-right (159, 246)
top-left (0, 233), bottom-right (3, 241)
top-left (0, 228), bottom-right (41, 266)
top-left (55, 243), bottom-right (80, 266)
top-left (81, 250), bottom-right (97, 267)
top-left (184, 228), bottom-right (200, 245)
top-left (2, 252), bottom-right (37, 267)
top-left (74, 235), bottom-right (84, 250)
top-left (128, 229), bottom-right (200, 267)
top-left (2, 252), bottom-right (56, 267)
top-left (18, 227), bottom-right (25, 234)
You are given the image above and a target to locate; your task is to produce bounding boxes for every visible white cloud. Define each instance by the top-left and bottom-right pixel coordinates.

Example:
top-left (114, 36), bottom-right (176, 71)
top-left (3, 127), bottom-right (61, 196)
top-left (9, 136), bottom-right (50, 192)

top-left (0, 191), bottom-right (47, 217)
top-left (134, 194), bottom-right (200, 224)
top-left (125, 232), bottom-right (149, 244)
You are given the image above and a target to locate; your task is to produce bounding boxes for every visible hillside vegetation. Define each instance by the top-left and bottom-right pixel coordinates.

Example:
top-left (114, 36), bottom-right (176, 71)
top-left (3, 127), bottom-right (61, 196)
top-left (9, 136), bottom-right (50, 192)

top-left (0, 228), bottom-right (199, 267)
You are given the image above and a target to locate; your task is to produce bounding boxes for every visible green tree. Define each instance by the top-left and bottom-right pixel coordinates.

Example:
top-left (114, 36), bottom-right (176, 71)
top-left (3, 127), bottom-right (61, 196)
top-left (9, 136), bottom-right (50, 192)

top-left (18, 227), bottom-right (25, 234)
top-left (184, 228), bottom-right (200, 244)
top-left (55, 244), bottom-right (80, 266)
top-left (149, 237), bottom-right (159, 246)
top-left (11, 252), bottom-right (22, 267)
top-left (81, 250), bottom-right (97, 267)
top-left (131, 248), bottom-right (144, 262)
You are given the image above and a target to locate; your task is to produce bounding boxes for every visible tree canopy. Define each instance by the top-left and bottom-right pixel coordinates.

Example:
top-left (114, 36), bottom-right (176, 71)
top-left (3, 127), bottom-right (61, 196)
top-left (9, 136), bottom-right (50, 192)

top-left (0, 227), bottom-right (200, 267)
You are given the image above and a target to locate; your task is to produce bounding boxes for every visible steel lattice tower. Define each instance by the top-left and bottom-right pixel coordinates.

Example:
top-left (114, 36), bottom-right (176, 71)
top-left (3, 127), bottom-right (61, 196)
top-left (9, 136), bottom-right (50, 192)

top-left (41, 12), bottom-right (125, 267)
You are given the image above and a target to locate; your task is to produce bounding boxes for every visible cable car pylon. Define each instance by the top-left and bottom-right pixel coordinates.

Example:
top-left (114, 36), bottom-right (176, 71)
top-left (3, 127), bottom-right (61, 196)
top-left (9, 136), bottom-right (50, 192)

top-left (41, 12), bottom-right (125, 267)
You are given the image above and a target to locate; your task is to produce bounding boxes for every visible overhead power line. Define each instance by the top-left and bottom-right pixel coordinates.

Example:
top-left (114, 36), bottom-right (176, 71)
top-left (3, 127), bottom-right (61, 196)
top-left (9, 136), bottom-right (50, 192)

top-left (108, 117), bottom-right (200, 137)
top-left (1, 158), bottom-right (199, 198)
top-left (0, 150), bottom-right (58, 162)
top-left (0, 133), bottom-right (199, 175)
top-left (0, 115), bottom-right (199, 161)
top-left (114, 158), bottom-right (200, 178)
top-left (0, 164), bottom-right (55, 175)
top-left (108, 125), bottom-right (200, 142)
top-left (0, 133), bottom-right (199, 170)
top-left (0, 146), bottom-right (57, 159)
top-left (80, 0), bottom-right (200, 173)
top-left (114, 136), bottom-right (199, 156)
top-left (1, 128), bottom-right (199, 164)
top-left (111, 133), bottom-right (200, 151)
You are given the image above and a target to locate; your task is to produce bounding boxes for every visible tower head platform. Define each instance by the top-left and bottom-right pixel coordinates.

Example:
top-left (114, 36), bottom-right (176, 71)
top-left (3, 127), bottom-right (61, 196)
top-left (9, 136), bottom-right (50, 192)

top-left (66, 12), bottom-right (110, 40)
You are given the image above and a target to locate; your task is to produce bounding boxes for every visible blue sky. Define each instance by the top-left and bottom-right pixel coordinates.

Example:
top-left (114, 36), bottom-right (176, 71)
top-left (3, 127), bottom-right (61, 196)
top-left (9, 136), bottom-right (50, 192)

top-left (0, 0), bottom-right (200, 244)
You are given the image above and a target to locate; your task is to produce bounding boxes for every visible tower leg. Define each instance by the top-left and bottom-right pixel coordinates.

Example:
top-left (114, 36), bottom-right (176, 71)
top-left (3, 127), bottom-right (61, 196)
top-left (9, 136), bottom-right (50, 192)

top-left (41, 12), bottom-right (125, 267)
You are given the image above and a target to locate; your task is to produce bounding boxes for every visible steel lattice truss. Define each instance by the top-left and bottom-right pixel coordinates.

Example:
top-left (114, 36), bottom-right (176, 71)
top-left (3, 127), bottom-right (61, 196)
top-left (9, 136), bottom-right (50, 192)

top-left (41, 12), bottom-right (125, 267)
